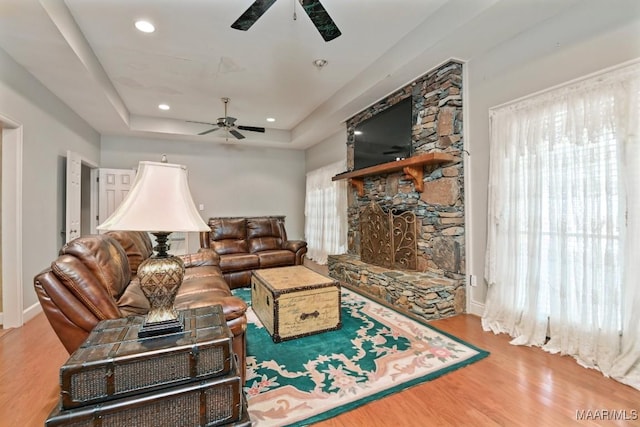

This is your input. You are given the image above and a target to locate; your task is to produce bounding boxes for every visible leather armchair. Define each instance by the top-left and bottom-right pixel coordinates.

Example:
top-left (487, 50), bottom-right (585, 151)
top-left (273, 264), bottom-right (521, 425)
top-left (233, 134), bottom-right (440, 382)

top-left (200, 216), bottom-right (307, 288)
top-left (34, 231), bottom-right (248, 380)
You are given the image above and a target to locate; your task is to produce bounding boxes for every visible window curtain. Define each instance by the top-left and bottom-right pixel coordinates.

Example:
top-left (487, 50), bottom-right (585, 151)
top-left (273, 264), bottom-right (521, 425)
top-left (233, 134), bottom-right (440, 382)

top-left (304, 160), bottom-right (348, 264)
top-left (483, 61), bottom-right (640, 390)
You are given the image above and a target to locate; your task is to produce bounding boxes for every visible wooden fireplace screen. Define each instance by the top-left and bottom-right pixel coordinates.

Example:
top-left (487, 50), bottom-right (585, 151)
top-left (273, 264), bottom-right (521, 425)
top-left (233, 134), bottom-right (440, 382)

top-left (360, 202), bottom-right (417, 271)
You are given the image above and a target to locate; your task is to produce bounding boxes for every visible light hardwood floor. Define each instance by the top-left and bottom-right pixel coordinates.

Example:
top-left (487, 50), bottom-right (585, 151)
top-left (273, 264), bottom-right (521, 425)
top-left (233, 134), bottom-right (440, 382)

top-left (0, 327), bottom-right (11, 339)
top-left (1, 309), bottom-right (638, 426)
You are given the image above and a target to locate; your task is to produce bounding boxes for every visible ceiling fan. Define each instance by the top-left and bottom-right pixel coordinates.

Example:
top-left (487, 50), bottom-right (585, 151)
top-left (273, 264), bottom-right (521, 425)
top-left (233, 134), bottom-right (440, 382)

top-left (231, 0), bottom-right (341, 42)
top-left (188, 97), bottom-right (265, 140)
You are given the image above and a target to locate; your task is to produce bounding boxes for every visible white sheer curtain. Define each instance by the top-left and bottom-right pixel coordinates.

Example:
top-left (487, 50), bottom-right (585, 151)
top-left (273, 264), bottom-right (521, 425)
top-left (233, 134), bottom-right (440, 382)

top-left (483, 61), bottom-right (640, 389)
top-left (304, 160), bottom-right (348, 264)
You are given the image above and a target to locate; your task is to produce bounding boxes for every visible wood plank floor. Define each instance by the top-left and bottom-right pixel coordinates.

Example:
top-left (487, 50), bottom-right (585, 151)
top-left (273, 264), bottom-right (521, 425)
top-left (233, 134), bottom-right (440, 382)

top-left (0, 327), bottom-right (12, 339)
top-left (1, 312), bottom-right (638, 427)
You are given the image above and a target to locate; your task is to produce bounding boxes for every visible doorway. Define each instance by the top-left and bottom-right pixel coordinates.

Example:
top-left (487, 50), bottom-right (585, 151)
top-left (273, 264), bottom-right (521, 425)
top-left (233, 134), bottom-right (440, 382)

top-left (65, 151), bottom-right (99, 244)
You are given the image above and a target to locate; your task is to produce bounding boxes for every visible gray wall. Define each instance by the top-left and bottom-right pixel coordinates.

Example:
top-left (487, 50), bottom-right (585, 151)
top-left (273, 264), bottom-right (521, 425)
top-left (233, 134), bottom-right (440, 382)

top-left (100, 136), bottom-right (306, 251)
top-left (0, 47), bottom-right (100, 311)
top-left (305, 127), bottom-right (347, 173)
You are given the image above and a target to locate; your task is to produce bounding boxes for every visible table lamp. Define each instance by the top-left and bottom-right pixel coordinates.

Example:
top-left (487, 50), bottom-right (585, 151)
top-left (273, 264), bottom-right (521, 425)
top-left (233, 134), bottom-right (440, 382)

top-left (97, 158), bottom-right (209, 337)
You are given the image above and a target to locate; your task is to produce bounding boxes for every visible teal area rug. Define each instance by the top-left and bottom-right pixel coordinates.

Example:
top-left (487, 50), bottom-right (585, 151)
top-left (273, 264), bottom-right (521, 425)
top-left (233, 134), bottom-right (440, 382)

top-left (233, 287), bottom-right (489, 427)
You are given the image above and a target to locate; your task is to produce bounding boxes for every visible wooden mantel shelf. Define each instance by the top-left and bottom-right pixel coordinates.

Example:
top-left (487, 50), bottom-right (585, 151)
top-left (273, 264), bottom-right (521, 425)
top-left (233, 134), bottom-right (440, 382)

top-left (332, 152), bottom-right (455, 196)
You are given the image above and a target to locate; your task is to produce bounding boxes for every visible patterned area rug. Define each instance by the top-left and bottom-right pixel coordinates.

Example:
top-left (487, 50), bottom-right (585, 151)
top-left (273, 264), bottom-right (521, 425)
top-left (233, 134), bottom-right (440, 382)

top-left (234, 288), bottom-right (489, 427)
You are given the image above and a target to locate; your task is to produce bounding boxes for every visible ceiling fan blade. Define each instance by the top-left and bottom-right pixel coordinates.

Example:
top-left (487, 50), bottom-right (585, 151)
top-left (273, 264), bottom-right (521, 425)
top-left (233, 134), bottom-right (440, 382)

top-left (300, 0), bottom-right (341, 42)
top-left (187, 120), bottom-right (217, 126)
top-left (237, 125), bottom-right (265, 133)
top-left (231, 0), bottom-right (277, 31)
top-left (230, 129), bottom-right (246, 140)
top-left (198, 127), bottom-right (220, 136)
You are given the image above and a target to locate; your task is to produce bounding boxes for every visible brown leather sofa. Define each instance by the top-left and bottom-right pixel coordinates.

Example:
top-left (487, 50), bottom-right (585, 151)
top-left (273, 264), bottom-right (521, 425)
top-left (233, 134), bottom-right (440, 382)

top-left (200, 216), bottom-right (307, 288)
top-left (34, 231), bottom-right (248, 379)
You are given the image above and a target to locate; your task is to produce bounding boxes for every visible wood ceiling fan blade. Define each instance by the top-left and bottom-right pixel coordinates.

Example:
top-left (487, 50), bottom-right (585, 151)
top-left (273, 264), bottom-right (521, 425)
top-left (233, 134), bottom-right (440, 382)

top-left (237, 125), bottom-right (265, 133)
top-left (300, 0), bottom-right (341, 42)
top-left (231, 0), bottom-right (278, 31)
top-left (230, 129), bottom-right (246, 140)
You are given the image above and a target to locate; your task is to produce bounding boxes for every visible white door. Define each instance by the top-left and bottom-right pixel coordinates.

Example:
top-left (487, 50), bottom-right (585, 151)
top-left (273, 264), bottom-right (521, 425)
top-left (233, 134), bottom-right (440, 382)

top-left (98, 168), bottom-right (135, 224)
top-left (66, 151), bottom-right (82, 243)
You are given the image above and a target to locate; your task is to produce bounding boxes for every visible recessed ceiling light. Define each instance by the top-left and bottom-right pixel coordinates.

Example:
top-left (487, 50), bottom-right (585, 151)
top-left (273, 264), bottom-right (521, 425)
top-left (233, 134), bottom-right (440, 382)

top-left (313, 59), bottom-right (328, 69)
top-left (135, 20), bottom-right (155, 33)
top-left (354, 130), bottom-right (362, 135)
top-left (158, 104), bottom-right (170, 111)
top-left (266, 117), bottom-right (276, 122)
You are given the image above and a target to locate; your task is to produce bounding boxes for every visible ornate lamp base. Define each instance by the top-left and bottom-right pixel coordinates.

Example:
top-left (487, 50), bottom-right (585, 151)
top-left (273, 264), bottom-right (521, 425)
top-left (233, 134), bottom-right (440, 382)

top-left (137, 232), bottom-right (185, 338)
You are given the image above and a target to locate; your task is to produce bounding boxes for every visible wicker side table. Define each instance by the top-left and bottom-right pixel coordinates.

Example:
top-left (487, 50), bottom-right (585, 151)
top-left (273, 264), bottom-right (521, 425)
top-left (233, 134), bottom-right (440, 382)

top-left (45, 305), bottom-right (250, 426)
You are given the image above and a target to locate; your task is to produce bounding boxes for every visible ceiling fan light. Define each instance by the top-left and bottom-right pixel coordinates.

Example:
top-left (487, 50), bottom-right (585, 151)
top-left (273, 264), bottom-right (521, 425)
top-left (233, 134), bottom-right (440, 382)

top-left (135, 20), bottom-right (155, 33)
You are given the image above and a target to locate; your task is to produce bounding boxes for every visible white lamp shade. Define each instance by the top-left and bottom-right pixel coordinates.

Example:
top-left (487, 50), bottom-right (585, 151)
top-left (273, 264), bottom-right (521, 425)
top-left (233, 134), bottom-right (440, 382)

top-left (97, 161), bottom-right (209, 232)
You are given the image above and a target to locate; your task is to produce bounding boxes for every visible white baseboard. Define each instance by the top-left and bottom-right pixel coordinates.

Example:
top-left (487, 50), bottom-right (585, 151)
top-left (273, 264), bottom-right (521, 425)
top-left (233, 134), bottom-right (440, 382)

top-left (0, 303), bottom-right (41, 328)
top-left (468, 300), bottom-right (485, 317)
top-left (23, 302), bottom-right (42, 323)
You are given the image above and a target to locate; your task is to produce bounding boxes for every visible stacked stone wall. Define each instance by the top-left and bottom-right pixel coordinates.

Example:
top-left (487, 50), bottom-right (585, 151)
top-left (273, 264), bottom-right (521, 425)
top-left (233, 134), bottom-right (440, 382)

top-left (329, 61), bottom-right (466, 322)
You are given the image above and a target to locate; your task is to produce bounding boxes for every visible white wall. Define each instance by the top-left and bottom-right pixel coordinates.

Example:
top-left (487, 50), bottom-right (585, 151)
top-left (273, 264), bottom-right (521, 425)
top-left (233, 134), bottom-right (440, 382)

top-left (100, 136), bottom-right (306, 251)
top-left (465, 5), bottom-right (640, 314)
top-left (0, 47), bottom-right (100, 313)
top-left (305, 127), bottom-right (347, 173)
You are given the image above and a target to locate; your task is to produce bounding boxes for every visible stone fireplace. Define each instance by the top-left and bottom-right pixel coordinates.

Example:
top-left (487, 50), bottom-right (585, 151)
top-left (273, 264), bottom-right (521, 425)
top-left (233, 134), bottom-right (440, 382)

top-left (329, 61), bottom-right (466, 322)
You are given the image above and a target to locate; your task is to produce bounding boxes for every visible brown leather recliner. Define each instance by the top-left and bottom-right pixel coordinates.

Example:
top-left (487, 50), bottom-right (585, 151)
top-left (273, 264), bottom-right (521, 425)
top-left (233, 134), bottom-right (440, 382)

top-left (200, 216), bottom-right (307, 288)
top-left (34, 231), bottom-right (248, 380)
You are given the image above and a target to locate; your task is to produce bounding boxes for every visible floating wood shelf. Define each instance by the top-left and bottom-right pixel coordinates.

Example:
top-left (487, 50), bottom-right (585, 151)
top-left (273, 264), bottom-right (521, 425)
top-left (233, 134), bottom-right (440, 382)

top-left (332, 152), bottom-right (456, 196)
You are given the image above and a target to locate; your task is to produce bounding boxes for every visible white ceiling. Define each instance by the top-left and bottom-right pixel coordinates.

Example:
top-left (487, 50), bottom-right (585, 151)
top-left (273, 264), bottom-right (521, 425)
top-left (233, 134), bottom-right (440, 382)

top-left (0, 0), bottom-right (586, 149)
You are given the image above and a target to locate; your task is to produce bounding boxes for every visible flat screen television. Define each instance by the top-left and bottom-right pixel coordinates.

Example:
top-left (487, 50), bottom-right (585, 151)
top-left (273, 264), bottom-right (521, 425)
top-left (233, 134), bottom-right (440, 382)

top-left (353, 97), bottom-right (413, 170)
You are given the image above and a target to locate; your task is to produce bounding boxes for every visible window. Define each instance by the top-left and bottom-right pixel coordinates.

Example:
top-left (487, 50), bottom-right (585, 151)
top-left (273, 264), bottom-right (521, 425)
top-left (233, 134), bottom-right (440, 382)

top-left (304, 160), bottom-right (348, 264)
top-left (483, 61), bottom-right (640, 389)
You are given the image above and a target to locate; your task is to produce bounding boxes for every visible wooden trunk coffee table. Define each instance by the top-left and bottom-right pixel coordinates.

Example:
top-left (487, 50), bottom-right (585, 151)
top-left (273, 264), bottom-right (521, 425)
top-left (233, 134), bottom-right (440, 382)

top-left (251, 265), bottom-right (341, 342)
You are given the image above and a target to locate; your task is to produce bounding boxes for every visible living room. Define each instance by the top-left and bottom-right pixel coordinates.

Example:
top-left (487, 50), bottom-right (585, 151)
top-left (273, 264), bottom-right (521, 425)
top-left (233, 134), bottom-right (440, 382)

top-left (1, 0), bottom-right (639, 425)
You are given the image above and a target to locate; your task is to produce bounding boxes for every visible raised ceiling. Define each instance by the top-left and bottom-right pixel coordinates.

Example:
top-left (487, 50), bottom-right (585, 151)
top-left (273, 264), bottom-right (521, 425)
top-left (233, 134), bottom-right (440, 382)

top-left (0, 0), bottom-right (585, 148)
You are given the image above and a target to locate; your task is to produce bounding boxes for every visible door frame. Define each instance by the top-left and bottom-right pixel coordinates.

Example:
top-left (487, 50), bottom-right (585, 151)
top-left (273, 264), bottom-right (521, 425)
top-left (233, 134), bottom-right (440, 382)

top-left (1, 114), bottom-right (23, 328)
top-left (84, 158), bottom-right (99, 234)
